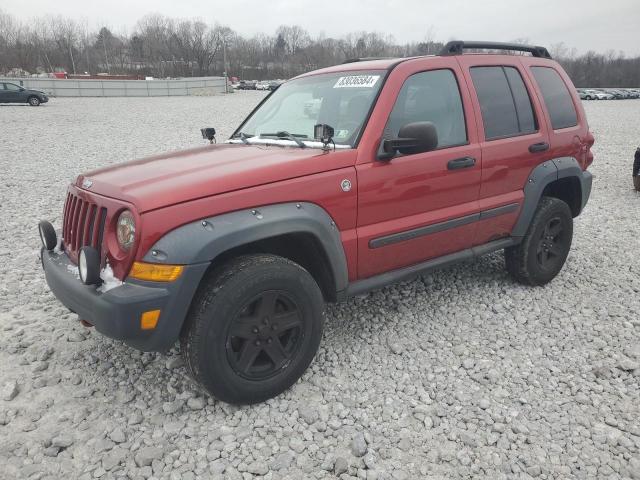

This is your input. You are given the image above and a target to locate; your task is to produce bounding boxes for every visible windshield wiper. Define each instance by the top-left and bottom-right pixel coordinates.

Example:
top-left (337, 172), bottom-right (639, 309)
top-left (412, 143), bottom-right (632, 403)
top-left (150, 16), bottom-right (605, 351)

top-left (259, 131), bottom-right (307, 148)
top-left (231, 131), bottom-right (251, 144)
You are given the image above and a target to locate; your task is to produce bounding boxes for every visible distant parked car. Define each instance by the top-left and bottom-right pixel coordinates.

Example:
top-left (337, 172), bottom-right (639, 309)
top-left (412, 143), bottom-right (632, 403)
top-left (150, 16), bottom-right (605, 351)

top-left (606, 89), bottom-right (627, 100)
top-left (582, 89), bottom-right (613, 100)
top-left (255, 81), bottom-right (271, 91)
top-left (0, 82), bottom-right (49, 106)
top-left (237, 81), bottom-right (257, 90)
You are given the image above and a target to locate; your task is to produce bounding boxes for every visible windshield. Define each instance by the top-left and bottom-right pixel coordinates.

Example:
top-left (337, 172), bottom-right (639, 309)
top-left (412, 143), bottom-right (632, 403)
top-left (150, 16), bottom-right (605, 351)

top-left (235, 70), bottom-right (385, 147)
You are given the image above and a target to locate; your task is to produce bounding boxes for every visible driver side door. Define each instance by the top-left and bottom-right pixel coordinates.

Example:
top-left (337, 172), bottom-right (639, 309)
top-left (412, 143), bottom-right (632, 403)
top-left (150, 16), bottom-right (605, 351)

top-left (355, 60), bottom-right (482, 279)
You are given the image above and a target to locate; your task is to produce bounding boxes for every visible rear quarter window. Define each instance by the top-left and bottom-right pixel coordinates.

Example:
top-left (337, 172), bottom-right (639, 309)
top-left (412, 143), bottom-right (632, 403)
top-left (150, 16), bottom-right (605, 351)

top-left (530, 66), bottom-right (578, 130)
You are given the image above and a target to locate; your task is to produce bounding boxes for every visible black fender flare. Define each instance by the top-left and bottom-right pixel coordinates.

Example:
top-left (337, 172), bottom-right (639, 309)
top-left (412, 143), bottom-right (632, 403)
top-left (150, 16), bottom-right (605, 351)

top-left (512, 157), bottom-right (593, 237)
top-left (143, 202), bottom-right (350, 293)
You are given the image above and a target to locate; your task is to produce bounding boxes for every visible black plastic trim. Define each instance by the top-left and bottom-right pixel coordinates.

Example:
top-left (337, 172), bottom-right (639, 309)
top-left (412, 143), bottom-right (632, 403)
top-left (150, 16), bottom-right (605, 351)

top-left (345, 237), bottom-right (518, 298)
top-left (369, 202), bottom-right (520, 249)
top-left (512, 157), bottom-right (592, 237)
top-left (440, 41), bottom-right (552, 59)
top-left (479, 203), bottom-right (520, 220)
top-left (41, 248), bottom-right (209, 352)
top-left (369, 213), bottom-right (479, 249)
top-left (143, 202), bottom-right (350, 293)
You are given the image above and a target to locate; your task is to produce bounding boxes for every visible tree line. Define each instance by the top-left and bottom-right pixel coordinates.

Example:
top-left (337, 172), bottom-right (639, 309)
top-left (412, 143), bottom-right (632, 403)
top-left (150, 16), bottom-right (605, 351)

top-left (1, 10), bottom-right (638, 87)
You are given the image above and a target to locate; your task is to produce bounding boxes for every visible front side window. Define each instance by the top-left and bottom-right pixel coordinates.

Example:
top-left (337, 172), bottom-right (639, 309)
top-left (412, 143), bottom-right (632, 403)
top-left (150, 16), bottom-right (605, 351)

top-left (531, 66), bottom-right (578, 130)
top-left (385, 69), bottom-right (467, 149)
top-left (5, 83), bottom-right (21, 92)
top-left (236, 70), bottom-right (384, 147)
top-left (471, 66), bottom-right (537, 140)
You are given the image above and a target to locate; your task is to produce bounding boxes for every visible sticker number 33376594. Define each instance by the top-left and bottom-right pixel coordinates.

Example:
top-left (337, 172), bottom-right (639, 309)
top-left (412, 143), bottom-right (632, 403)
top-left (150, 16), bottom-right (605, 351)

top-left (333, 75), bottom-right (380, 88)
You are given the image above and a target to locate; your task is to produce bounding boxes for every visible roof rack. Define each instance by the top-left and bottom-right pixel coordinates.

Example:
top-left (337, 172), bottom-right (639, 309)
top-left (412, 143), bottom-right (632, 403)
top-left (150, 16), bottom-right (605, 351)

top-left (342, 57), bottom-right (395, 64)
top-left (439, 41), bottom-right (552, 59)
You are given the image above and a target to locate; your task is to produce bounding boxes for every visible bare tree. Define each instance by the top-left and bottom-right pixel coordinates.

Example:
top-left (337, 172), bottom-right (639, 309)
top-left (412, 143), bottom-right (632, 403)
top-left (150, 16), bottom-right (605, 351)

top-left (0, 10), bottom-right (638, 86)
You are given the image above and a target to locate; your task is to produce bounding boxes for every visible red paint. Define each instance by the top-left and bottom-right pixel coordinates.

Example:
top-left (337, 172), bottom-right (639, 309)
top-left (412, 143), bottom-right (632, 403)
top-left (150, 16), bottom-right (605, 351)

top-left (62, 53), bottom-right (592, 284)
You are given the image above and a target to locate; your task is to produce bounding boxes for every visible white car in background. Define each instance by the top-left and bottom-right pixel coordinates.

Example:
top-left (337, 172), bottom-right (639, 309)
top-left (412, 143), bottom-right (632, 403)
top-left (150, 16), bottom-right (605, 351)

top-left (584, 89), bottom-right (614, 100)
top-left (256, 81), bottom-right (271, 91)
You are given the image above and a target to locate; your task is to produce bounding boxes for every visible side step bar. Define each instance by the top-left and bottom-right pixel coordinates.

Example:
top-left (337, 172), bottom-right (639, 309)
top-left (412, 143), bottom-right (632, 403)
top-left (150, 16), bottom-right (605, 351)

top-left (341, 237), bottom-right (518, 299)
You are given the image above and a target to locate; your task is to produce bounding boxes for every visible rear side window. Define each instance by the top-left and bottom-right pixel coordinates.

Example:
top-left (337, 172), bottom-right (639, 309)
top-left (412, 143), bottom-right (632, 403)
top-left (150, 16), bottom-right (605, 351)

top-left (531, 66), bottom-right (578, 130)
top-left (385, 69), bottom-right (467, 149)
top-left (471, 66), bottom-right (537, 140)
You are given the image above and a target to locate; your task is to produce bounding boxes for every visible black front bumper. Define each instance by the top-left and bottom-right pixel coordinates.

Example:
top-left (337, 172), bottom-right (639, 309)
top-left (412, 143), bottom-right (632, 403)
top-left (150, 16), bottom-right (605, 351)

top-left (41, 249), bottom-right (208, 351)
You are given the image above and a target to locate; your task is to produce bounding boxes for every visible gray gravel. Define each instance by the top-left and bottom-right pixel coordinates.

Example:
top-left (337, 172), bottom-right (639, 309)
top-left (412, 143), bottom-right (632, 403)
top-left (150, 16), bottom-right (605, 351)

top-left (1, 93), bottom-right (639, 480)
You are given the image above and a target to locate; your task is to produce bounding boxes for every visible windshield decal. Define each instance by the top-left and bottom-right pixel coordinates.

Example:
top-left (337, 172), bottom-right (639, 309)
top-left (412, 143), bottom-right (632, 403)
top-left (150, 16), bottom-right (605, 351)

top-left (333, 75), bottom-right (380, 88)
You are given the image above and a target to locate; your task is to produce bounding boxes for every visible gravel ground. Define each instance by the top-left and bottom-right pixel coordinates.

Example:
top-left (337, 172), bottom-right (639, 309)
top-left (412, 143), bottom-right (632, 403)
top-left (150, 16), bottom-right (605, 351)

top-left (1, 93), bottom-right (639, 480)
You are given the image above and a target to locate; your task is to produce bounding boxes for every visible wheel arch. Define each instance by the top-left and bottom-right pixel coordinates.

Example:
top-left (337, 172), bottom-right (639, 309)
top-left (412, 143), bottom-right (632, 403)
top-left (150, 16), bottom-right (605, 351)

top-left (143, 202), bottom-right (349, 301)
top-left (512, 157), bottom-right (592, 237)
top-left (541, 176), bottom-right (582, 217)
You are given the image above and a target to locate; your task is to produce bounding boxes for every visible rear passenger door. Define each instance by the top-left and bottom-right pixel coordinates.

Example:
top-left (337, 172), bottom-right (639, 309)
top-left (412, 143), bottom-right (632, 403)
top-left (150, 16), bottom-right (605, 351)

top-left (457, 57), bottom-right (551, 246)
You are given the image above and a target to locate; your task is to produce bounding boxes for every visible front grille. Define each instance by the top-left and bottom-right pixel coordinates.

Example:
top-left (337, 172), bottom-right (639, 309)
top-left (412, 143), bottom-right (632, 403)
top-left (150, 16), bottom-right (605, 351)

top-left (62, 191), bottom-right (107, 259)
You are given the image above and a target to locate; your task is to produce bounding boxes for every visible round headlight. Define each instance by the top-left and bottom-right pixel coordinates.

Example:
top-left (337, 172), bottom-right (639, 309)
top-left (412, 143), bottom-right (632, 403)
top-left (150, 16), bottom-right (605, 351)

top-left (116, 210), bottom-right (136, 251)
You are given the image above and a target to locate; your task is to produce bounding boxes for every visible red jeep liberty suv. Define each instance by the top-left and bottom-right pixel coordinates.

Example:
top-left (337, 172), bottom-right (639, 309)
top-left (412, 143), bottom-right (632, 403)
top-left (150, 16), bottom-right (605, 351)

top-left (40, 41), bottom-right (594, 404)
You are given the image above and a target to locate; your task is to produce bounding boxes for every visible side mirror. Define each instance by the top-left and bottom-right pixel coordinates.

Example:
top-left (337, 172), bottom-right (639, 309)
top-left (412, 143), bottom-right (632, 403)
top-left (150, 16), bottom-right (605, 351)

top-left (378, 121), bottom-right (438, 160)
top-left (201, 127), bottom-right (216, 144)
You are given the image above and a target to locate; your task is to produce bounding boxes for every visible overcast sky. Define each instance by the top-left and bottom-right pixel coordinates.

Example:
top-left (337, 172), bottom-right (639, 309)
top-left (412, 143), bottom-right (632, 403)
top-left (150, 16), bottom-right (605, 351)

top-left (3, 0), bottom-right (639, 56)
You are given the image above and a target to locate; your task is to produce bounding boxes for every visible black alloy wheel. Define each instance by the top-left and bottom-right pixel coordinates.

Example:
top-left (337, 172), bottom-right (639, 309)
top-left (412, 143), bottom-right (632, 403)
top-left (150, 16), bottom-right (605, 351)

top-left (226, 290), bottom-right (304, 381)
top-left (181, 254), bottom-right (325, 404)
top-left (535, 216), bottom-right (566, 271)
top-left (504, 196), bottom-right (573, 286)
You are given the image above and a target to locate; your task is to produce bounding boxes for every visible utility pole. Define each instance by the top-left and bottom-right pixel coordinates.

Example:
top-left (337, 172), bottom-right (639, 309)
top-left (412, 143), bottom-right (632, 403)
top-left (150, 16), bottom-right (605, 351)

top-left (69, 43), bottom-right (76, 74)
top-left (102, 35), bottom-right (110, 74)
top-left (222, 39), bottom-right (228, 93)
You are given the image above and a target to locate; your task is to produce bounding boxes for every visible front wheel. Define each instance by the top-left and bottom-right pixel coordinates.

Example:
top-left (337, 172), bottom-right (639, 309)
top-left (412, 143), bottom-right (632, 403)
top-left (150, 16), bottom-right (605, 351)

top-left (181, 254), bottom-right (325, 404)
top-left (28, 96), bottom-right (41, 106)
top-left (505, 196), bottom-right (573, 286)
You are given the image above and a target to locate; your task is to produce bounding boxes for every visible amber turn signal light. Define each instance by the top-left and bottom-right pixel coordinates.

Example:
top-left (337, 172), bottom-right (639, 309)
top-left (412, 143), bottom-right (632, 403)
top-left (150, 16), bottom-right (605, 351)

top-left (140, 310), bottom-right (161, 330)
top-left (129, 262), bottom-right (183, 282)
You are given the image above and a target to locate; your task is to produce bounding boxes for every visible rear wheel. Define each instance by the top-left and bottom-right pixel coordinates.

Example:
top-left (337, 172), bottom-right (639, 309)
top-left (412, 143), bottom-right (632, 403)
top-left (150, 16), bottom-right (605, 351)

top-left (28, 96), bottom-right (41, 106)
top-left (181, 254), bottom-right (324, 404)
top-left (505, 196), bottom-right (573, 286)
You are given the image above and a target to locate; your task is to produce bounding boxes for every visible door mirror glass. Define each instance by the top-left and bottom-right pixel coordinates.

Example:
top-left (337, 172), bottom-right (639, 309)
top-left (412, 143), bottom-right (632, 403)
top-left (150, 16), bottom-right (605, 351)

top-left (379, 121), bottom-right (438, 160)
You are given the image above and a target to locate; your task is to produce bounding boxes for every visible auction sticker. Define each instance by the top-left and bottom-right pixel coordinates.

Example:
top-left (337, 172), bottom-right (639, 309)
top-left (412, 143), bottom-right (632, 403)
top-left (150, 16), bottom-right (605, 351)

top-left (334, 75), bottom-right (380, 88)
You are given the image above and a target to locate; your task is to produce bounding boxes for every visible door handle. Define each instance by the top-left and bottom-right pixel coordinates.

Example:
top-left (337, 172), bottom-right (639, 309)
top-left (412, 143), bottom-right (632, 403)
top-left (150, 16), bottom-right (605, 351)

top-left (529, 142), bottom-right (550, 153)
top-left (447, 157), bottom-right (476, 170)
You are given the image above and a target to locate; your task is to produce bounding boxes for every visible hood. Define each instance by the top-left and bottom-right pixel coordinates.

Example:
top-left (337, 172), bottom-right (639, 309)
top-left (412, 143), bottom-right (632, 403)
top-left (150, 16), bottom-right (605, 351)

top-left (77, 143), bottom-right (353, 212)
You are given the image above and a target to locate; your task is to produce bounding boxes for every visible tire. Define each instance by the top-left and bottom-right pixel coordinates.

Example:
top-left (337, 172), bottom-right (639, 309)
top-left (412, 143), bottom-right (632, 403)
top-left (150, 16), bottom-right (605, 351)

top-left (28, 96), bottom-right (40, 106)
top-left (180, 254), bottom-right (325, 404)
top-left (504, 196), bottom-right (573, 286)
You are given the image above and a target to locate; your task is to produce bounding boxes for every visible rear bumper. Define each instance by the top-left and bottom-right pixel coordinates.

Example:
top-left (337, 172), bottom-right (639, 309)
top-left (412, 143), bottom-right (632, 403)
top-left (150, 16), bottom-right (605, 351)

top-left (41, 249), bottom-right (208, 351)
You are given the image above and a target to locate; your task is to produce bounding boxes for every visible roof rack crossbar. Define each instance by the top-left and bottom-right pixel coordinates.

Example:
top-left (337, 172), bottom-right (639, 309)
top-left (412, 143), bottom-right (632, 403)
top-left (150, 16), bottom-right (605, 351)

top-left (439, 41), bottom-right (552, 59)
